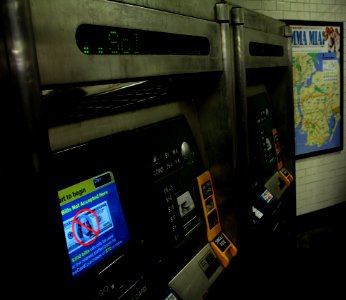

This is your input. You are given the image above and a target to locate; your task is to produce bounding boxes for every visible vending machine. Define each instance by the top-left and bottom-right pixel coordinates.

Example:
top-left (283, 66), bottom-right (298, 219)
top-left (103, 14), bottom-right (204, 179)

top-left (1, 1), bottom-right (239, 299)
top-left (224, 3), bottom-right (297, 260)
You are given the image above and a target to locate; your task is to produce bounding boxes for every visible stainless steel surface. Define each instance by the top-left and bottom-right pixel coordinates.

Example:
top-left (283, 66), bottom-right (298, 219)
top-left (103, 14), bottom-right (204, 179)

top-left (112, 0), bottom-right (221, 21)
top-left (196, 3), bottom-right (239, 240)
top-left (283, 25), bottom-right (293, 38)
top-left (243, 28), bottom-right (290, 68)
top-left (231, 5), bottom-right (286, 36)
top-left (231, 8), bottom-right (290, 69)
top-left (215, 3), bottom-right (230, 22)
top-left (3, 0), bottom-right (43, 138)
top-left (1, 0), bottom-right (54, 295)
top-left (218, 11), bottom-right (237, 173)
top-left (231, 6), bottom-right (244, 25)
top-left (229, 4), bottom-right (296, 252)
top-left (168, 243), bottom-right (224, 300)
top-left (49, 101), bottom-right (200, 151)
top-left (29, 0), bottom-right (223, 85)
top-left (232, 15), bottom-right (249, 166)
top-left (230, 4), bottom-right (292, 152)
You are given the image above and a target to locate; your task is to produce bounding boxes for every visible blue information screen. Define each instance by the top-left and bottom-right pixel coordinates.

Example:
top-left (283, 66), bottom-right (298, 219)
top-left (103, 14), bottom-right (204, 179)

top-left (58, 171), bottom-right (131, 278)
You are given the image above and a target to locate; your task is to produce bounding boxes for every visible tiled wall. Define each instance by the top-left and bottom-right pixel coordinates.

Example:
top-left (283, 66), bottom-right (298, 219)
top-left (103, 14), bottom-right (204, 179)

top-left (230, 0), bottom-right (346, 215)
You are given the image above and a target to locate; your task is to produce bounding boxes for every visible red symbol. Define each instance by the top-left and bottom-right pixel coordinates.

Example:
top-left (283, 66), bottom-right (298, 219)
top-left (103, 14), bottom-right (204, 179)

top-left (72, 208), bottom-right (100, 246)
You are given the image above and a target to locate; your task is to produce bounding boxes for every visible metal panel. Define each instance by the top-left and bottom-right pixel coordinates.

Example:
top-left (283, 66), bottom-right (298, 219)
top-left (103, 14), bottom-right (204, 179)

top-left (231, 7), bottom-right (290, 69)
top-left (1, 0), bottom-right (60, 295)
top-left (229, 5), bottom-right (296, 259)
top-left (29, 0), bottom-right (223, 85)
top-left (112, 0), bottom-right (221, 21)
top-left (168, 243), bottom-right (224, 300)
top-left (48, 101), bottom-right (199, 151)
top-left (233, 6), bottom-right (287, 36)
top-left (243, 28), bottom-right (290, 68)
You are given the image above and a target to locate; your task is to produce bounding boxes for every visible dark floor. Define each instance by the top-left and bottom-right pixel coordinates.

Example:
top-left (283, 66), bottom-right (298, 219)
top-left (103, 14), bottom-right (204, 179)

top-left (207, 202), bottom-right (346, 298)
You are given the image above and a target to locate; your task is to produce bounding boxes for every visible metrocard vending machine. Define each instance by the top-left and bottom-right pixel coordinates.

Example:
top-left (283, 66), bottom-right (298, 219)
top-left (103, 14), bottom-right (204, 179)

top-left (51, 115), bottom-right (228, 300)
top-left (0, 1), bottom-right (239, 299)
top-left (229, 4), bottom-right (296, 253)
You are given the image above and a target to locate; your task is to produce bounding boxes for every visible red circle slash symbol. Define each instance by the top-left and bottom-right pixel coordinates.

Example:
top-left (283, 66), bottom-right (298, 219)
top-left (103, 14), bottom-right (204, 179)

top-left (72, 208), bottom-right (100, 246)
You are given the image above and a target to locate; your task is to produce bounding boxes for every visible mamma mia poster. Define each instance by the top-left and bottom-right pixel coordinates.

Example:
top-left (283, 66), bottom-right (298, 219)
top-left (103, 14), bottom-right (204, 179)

top-left (286, 21), bottom-right (343, 159)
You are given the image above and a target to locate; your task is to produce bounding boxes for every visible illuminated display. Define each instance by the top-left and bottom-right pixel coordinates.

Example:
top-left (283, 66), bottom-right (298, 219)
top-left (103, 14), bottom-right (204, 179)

top-left (201, 180), bottom-right (213, 199)
top-left (75, 24), bottom-right (210, 55)
top-left (58, 171), bottom-right (131, 278)
top-left (151, 146), bottom-right (183, 178)
top-left (213, 233), bottom-right (230, 252)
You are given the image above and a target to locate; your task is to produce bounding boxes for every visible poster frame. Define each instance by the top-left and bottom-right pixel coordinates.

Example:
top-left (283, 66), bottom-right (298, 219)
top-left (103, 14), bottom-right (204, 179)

top-left (285, 20), bottom-right (344, 160)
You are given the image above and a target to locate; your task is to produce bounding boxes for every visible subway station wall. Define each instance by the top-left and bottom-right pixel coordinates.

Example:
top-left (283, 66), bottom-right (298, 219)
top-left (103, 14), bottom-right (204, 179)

top-left (231, 0), bottom-right (346, 215)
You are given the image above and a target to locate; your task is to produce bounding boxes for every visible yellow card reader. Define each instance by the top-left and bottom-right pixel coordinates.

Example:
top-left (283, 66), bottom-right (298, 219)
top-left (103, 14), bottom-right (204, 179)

top-left (197, 170), bottom-right (237, 268)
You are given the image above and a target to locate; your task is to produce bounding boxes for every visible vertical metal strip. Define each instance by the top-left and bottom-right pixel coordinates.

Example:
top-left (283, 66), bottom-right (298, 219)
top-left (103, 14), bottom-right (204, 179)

top-left (219, 21), bottom-right (239, 191)
top-left (1, 0), bottom-right (54, 295)
top-left (231, 7), bottom-right (250, 172)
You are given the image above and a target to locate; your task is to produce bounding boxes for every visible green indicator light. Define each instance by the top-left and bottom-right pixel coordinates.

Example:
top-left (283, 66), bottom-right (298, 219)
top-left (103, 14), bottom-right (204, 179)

top-left (108, 31), bottom-right (117, 40)
top-left (76, 24), bottom-right (210, 55)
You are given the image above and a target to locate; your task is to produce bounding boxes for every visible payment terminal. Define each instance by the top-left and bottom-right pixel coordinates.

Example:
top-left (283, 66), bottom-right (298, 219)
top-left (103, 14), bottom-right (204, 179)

top-left (197, 170), bottom-right (238, 268)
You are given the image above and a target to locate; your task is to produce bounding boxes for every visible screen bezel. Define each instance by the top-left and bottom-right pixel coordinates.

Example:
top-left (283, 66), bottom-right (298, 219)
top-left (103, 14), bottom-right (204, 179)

top-left (49, 131), bottom-right (143, 288)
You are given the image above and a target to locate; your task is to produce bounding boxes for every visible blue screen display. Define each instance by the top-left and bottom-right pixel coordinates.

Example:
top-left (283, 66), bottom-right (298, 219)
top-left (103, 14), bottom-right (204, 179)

top-left (58, 171), bottom-right (131, 278)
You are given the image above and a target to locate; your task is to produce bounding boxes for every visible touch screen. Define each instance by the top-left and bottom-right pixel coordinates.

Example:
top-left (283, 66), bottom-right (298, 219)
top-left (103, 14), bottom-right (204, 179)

top-left (58, 171), bottom-right (131, 278)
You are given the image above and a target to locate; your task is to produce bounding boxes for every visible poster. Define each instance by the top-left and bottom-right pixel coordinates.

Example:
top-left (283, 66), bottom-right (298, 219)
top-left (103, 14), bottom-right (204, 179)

top-left (287, 21), bottom-right (343, 159)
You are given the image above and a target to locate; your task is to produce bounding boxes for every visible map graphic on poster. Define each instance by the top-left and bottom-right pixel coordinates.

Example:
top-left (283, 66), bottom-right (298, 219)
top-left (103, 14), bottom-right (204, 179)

top-left (290, 24), bottom-right (342, 157)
